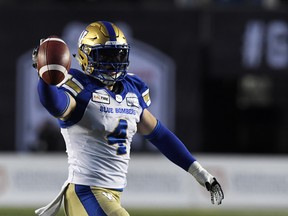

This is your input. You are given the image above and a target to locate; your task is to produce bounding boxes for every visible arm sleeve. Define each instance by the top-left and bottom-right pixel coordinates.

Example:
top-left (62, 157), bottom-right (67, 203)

top-left (37, 78), bottom-right (70, 117)
top-left (126, 73), bottom-right (151, 109)
top-left (143, 120), bottom-right (196, 171)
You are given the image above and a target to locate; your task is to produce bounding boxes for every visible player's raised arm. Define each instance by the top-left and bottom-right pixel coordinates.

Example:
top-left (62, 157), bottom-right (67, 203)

top-left (32, 36), bottom-right (76, 120)
top-left (138, 109), bottom-right (224, 205)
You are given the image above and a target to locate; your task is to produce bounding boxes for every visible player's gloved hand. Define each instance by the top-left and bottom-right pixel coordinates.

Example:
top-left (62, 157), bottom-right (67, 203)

top-left (32, 46), bottom-right (39, 69)
top-left (32, 38), bottom-right (46, 69)
top-left (188, 161), bottom-right (224, 205)
top-left (205, 177), bottom-right (224, 205)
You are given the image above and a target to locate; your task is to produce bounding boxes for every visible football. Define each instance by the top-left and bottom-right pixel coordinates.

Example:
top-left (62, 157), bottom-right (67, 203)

top-left (37, 35), bottom-right (71, 85)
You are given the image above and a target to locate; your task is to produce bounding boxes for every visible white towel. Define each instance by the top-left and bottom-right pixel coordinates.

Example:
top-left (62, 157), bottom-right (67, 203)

top-left (35, 181), bottom-right (69, 216)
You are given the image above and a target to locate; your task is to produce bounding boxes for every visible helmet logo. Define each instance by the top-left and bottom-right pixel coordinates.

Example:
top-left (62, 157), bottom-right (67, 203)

top-left (78, 30), bottom-right (88, 48)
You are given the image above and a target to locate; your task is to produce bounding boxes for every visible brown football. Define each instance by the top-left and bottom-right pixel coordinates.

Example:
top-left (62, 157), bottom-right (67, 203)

top-left (37, 35), bottom-right (71, 85)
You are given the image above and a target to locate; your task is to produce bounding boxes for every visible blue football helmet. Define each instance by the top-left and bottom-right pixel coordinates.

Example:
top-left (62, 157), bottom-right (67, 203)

top-left (77, 21), bottom-right (130, 85)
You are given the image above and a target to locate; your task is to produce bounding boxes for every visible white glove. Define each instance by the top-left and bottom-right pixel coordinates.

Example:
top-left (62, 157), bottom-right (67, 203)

top-left (188, 161), bottom-right (224, 205)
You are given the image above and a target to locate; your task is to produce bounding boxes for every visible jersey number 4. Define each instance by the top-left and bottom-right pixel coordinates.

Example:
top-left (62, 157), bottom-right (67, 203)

top-left (107, 119), bottom-right (128, 155)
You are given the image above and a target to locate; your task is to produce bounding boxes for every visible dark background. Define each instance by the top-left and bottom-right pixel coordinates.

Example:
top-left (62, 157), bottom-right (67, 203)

top-left (1, 0), bottom-right (288, 154)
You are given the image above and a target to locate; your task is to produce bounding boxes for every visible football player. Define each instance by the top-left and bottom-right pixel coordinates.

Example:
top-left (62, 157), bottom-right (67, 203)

top-left (33, 21), bottom-right (224, 216)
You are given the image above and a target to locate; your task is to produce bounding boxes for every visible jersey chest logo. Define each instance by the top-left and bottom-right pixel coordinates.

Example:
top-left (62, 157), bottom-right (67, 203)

top-left (126, 96), bottom-right (139, 107)
top-left (92, 92), bottom-right (110, 104)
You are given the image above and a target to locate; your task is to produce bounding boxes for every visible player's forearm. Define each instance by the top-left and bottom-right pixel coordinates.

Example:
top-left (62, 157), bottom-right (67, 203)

top-left (144, 121), bottom-right (218, 190)
top-left (37, 78), bottom-right (70, 117)
top-left (144, 120), bottom-right (196, 171)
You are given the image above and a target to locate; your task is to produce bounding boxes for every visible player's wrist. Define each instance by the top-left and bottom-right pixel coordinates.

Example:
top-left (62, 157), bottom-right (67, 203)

top-left (188, 161), bottom-right (214, 187)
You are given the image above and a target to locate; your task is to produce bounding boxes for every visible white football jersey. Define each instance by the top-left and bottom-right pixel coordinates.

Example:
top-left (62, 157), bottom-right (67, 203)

top-left (58, 69), bottom-right (151, 189)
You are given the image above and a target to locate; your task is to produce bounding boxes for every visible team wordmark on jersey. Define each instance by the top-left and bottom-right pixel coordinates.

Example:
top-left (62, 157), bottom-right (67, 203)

top-left (100, 105), bottom-right (136, 115)
top-left (92, 92), bottom-right (110, 104)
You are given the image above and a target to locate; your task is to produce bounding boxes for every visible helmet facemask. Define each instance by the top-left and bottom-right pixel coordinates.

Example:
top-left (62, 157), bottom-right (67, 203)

top-left (85, 44), bottom-right (130, 85)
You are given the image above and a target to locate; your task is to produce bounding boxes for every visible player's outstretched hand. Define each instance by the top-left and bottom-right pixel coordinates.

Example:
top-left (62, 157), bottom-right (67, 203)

top-left (32, 38), bottom-right (45, 69)
top-left (188, 161), bottom-right (224, 205)
top-left (205, 177), bottom-right (224, 205)
top-left (32, 46), bottom-right (39, 69)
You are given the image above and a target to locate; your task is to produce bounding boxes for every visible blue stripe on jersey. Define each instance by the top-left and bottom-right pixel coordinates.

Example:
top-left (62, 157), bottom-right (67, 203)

top-left (101, 21), bottom-right (116, 41)
top-left (75, 185), bottom-right (107, 216)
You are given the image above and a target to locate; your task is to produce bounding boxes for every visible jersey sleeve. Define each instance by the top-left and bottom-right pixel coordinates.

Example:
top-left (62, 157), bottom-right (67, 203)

top-left (58, 69), bottom-right (85, 98)
top-left (37, 78), bottom-right (70, 118)
top-left (126, 73), bottom-right (151, 109)
top-left (57, 69), bottom-right (89, 128)
top-left (37, 70), bottom-right (85, 119)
